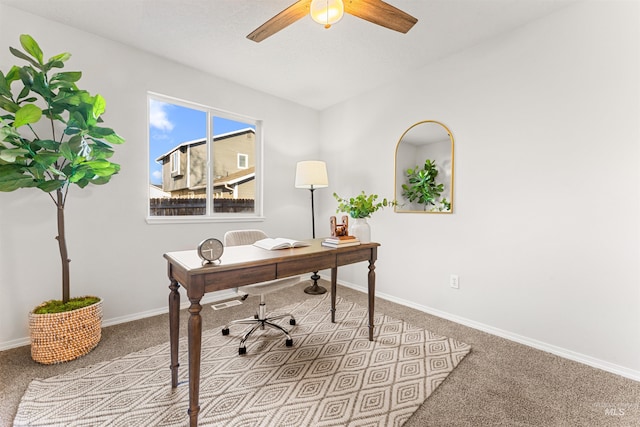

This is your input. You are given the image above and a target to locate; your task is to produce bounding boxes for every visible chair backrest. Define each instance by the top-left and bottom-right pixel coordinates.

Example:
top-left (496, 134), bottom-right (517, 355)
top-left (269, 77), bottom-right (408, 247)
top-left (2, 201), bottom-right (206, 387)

top-left (224, 229), bottom-right (268, 247)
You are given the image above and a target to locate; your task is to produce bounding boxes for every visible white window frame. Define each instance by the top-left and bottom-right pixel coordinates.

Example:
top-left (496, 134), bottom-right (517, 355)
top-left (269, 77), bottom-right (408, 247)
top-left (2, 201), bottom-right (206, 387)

top-left (146, 92), bottom-right (264, 224)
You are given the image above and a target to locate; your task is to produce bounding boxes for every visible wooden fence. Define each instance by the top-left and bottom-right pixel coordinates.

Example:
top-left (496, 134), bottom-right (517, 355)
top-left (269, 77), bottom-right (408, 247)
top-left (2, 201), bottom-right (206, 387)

top-left (149, 198), bottom-right (254, 216)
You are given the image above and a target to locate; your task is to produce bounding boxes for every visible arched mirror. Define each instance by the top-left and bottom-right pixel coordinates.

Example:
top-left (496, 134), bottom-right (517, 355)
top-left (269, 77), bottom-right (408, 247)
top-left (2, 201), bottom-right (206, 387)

top-left (394, 120), bottom-right (454, 213)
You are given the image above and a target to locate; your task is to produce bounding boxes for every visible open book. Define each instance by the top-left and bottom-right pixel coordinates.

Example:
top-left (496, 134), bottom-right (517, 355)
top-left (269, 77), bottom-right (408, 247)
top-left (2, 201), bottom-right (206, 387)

top-left (253, 237), bottom-right (310, 250)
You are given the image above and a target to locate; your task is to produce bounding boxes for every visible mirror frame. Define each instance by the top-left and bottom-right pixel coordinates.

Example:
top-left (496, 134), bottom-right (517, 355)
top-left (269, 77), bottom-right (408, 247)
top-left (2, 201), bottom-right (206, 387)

top-left (394, 120), bottom-right (455, 214)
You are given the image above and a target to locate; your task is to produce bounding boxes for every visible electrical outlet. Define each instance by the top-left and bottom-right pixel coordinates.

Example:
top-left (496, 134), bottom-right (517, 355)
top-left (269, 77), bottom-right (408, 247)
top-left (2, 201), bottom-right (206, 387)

top-left (450, 274), bottom-right (459, 289)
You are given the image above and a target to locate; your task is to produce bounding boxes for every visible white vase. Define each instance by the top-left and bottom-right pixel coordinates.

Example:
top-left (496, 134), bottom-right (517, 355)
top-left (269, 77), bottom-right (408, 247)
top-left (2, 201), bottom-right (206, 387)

top-left (350, 218), bottom-right (371, 243)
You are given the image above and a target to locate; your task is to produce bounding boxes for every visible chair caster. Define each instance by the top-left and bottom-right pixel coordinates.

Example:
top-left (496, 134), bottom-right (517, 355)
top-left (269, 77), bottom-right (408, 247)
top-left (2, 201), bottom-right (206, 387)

top-left (286, 338), bottom-right (293, 347)
top-left (289, 319), bottom-right (296, 326)
top-left (239, 347), bottom-right (247, 355)
top-left (222, 328), bottom-right (229, 336)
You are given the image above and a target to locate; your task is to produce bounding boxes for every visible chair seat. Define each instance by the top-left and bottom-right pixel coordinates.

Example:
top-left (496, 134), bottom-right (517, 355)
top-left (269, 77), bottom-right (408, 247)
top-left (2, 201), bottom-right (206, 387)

top-left (238, 276), bottom-right (301, 295)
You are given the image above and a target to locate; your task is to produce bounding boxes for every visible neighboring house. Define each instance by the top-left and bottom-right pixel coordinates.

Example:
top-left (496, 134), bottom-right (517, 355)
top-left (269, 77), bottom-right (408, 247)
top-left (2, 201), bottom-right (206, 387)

top-left (149, 184), bottom-right (171, 198)
top-left (155, 128), bottom-right (255, 199)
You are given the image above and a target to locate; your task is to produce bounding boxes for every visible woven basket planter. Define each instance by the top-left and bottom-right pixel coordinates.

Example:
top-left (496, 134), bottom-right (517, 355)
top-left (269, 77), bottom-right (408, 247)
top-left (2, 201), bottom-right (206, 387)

top-left (29, 298), bottom-right (103, 364)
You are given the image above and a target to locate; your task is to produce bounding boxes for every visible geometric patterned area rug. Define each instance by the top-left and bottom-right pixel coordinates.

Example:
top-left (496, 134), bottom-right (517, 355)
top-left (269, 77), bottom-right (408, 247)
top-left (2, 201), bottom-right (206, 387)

top-left (14, 295), bottom-right (471, 426)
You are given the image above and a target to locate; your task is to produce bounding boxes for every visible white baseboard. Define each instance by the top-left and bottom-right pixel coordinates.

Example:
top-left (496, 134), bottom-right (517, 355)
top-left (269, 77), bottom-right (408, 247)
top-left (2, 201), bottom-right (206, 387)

top-left (0, 289), bottom-right (239, 352)
top-left (328, 276), bottom-right (640, 382)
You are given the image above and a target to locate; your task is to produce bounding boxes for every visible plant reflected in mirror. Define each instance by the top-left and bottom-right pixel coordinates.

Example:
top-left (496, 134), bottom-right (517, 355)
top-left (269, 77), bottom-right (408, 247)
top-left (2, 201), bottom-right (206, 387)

top-left (401, 159), bottom-right (451, 212)
top-left (394, 121), bottom-right (454, 214)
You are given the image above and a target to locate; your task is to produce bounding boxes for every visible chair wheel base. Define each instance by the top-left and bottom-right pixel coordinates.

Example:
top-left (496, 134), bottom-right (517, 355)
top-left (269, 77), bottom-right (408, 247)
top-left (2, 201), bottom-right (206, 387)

top-left (222, 328), bottom-right (229, 336)
top-left (239, 347), bottom-right (247, 355)
top-left (289, 319), bottom-right (296, 326)
top-left (286, 338), bottom-right (293, 347)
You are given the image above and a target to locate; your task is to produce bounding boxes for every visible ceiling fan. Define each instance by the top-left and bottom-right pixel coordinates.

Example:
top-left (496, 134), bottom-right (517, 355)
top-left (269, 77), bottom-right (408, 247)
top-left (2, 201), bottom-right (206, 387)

top-left (247, 0), bottom-right (418, 43)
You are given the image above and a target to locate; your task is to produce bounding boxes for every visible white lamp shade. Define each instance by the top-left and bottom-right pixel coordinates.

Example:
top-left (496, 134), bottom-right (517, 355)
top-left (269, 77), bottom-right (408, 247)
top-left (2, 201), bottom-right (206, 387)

top-left (295, 161), bottom-right (329, 189)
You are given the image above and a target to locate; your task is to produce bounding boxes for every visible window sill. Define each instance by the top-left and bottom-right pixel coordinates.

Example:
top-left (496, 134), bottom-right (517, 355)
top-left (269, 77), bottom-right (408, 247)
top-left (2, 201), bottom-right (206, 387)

top-left (146, 215), bottom-right (265, 225)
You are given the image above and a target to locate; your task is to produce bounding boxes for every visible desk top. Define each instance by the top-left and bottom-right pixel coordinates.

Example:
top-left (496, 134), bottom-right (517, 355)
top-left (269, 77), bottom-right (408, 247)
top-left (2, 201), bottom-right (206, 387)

top-left (164, 238), bottom-right (379, 273)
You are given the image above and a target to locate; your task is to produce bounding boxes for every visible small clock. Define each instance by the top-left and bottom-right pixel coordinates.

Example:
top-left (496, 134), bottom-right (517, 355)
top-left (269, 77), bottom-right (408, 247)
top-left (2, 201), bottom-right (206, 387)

top-left (197, 238), bottom-right (224, 264)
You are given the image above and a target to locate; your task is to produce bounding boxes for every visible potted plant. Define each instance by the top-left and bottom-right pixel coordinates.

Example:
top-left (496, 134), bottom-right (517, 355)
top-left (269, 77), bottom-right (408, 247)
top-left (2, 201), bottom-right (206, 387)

top-left (402, 159), bottom-right (451, 212)
top-left (0, 35), bottom-right (124, 363)
top-left (333, 191), bottom-right (395, 242)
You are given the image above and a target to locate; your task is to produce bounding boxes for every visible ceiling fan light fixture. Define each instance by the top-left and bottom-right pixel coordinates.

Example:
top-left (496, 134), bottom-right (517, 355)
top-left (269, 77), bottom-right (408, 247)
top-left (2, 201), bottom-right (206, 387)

top-left (310, 0), bottom-right (344, 29)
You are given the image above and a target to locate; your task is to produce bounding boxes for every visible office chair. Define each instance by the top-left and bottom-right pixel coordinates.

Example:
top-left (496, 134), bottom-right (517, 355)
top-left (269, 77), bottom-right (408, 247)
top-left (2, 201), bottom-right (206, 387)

top-left (221, 229), bottom-right (300, 355)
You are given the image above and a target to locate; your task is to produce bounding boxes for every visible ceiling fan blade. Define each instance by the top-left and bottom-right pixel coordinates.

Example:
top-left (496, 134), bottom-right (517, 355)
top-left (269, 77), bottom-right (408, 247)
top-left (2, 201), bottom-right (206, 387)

top-left (247, 0), bottom-right (312, 43)
top-left (344, 0), bottom-right (418, 34)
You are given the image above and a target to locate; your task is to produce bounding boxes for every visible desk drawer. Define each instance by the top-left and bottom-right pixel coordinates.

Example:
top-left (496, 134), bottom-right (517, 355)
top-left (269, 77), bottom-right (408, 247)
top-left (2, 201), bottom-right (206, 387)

top-left (277, 254), bottom-right (336, 277)
top-left (337, 247), bottom-right (372, 266)
top-left (203, 265), bottom-right (276, 291)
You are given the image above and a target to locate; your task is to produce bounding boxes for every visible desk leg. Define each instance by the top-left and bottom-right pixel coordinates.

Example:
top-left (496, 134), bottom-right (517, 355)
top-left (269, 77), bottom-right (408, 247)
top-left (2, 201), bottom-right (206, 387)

top-left (330, 267), bottom-right (337, 323)
top-left (169, 279), bottom-right (180, 388)
top-left (368, 258), bottom-right (376, 341)
top-left (187, 298), bottom-right (202, 427)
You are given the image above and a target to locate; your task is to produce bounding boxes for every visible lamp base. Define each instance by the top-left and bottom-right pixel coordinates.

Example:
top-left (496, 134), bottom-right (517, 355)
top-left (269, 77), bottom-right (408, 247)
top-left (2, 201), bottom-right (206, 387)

top-left (304, 272), bottom-right (327, 295)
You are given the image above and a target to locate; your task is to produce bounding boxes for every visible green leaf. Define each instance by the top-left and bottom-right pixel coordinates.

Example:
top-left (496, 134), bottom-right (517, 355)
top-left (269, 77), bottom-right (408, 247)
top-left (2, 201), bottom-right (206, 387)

top-left (16, 86), bottom-right (30, 101)
top-left (104, 132), bottom-right (125, 144)
top-left (0, 164), bottom-right (36, 191)
top-left (0, 72), bottom-right (11, 97)
top-left (59, 140), bottom-right (76, 161)
top-left (37, 179), bottom-right (64, 193)
top-left (33, 152), bottom-right (61, 168)
top-left (0, 96), bottom-right (19, 113)
top-left (68, 167), bottom-right (86, 183)
top-left (0, 148), bottom-right (29, 163)
top-left (84, 159), bottom-right (119, 176)
top-left (88, 126), bottom-right (115, 137)
top-left (93, 94), bottom-right (106, 118)
top-left (9, 47), bottom-right (41, 69)
top-left (14, 104), bottom-right (42, 128)
top-left (50, 71), bottom-right (81, 83)
top-left (29, 72), bottom-right (51, 99)
top-left (48, 52), bottom-right (71, 64)
top-left (17, 66), bottom-right (35, 87)
top-left (34, 139), bottom-right (60, 150)
top-left (5, 66), bottom-right (21, 84)
top-left (43, 60), bottom-right (65, 73)
top-left (19, 34), bottom-right (44, 65)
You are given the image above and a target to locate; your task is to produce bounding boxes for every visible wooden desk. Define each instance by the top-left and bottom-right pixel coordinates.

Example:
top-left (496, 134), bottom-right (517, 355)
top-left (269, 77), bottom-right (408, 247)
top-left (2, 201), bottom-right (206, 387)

top-left (164, 239), bottom-right (379, 427)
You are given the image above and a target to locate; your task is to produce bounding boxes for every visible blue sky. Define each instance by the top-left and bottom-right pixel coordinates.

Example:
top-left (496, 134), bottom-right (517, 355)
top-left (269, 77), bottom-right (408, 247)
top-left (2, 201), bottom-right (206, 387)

top-left (148, 99), bottom-right (254, 185)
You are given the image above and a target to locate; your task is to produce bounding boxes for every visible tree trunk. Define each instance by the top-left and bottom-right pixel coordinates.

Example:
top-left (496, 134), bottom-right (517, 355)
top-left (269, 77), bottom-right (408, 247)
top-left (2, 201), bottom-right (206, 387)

top-left (56, 188), bottom-right (70, 303)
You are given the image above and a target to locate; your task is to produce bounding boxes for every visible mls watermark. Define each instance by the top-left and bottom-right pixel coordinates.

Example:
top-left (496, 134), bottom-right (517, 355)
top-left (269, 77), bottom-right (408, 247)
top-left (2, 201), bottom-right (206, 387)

top-left (592, 401), bottom-right (639, 417)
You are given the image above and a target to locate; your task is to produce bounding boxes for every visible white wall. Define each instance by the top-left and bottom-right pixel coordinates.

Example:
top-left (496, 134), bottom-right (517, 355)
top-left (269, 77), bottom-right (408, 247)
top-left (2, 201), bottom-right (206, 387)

top-left (318, 0), bottom-right (640, 378)
top-left (0, 5), bottom-right (320, 348)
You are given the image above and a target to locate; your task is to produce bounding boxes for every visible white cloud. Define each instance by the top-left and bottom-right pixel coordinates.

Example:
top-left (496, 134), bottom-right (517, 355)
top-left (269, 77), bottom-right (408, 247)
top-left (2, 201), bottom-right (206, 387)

top-left (152, 170), bottom-right (162, 180)
top-left (149, 100), bottom-right (174, 132)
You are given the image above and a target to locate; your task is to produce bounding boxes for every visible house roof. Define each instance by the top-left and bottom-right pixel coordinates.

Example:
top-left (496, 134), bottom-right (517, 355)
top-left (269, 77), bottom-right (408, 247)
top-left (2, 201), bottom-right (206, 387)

top-left (214, 166), bottom-right (256, 187)
top-left (155, 128), bottom-right (255, 163)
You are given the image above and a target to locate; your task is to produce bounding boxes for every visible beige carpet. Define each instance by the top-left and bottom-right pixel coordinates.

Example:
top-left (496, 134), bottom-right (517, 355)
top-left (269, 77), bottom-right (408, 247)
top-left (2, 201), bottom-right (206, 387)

top-left (14, 295), bottom-right (470, 426)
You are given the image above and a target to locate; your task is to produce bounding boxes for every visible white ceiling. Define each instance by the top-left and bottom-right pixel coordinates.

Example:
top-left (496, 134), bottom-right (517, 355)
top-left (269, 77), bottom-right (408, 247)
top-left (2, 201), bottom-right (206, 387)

top-left (1, 0), bottom-right (576, 110)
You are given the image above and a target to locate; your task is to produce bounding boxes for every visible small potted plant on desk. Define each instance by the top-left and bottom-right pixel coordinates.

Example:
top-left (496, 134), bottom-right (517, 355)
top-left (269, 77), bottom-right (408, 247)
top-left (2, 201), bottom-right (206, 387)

top-left (0, 35), bottom-right (124, 364)
top-left (333, 191), bottom-right (395, 243)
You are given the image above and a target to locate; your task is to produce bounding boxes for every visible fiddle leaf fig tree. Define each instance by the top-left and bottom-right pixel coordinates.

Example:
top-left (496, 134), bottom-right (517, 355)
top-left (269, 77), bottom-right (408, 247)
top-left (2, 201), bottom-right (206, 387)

top-left (0, 34), bottom-right (124, 305)
top-left (402, 159), bottom-right (450, 211)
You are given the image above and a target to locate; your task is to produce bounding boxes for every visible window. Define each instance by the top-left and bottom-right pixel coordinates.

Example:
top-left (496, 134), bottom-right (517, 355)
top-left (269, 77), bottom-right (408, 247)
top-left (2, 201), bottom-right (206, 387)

top-left (170, 151), bottom-right (181, 176)
top-left (147, 93), bottom-right (262, 222)
top-left (238, 153), bottom-right (248, 169)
